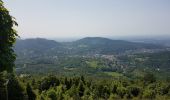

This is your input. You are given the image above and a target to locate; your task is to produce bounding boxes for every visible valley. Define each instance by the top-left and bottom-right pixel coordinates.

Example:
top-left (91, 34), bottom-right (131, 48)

top-left (14, 37), bottom-right (170, 80)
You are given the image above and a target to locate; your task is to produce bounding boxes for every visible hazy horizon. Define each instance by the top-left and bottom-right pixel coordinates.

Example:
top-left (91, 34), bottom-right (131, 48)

top-left (17, 35), bottom-right (170, 43)
top-left (4, 0), bottom-right (170, 39)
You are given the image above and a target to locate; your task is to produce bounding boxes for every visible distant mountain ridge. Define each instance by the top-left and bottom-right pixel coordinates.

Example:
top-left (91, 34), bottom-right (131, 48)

top-left (73, 37), bottom-right (161, 48)
top-left (14, 38), bottom-right (63, 57)
top-left (14, 37), bottom-right (165, 57)
top-left (15, 38), bottom-right (61, 50)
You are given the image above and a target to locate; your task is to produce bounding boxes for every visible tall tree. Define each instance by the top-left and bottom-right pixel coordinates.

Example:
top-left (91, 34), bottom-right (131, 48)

top-left (0, 0), bottom-right (18, 72)
top-left (0, 0), bottom-right (18, 100)
top-left (26, 83), bottom-right (36, 100)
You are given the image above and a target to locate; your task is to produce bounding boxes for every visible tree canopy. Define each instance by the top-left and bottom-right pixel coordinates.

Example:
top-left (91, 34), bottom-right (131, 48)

top-left (0, 1), bottom-right (20, 100)
top-left (0, 0), bottom-right (18, 72)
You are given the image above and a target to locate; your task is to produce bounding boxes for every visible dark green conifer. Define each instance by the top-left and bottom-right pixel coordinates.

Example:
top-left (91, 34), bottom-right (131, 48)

top-left (26, 83), bottom-right (36, 100)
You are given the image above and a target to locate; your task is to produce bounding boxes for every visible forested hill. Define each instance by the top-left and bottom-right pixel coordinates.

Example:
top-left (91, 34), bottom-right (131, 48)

top-left (14, 38), bottom-right (64, 57)
top-left (69, 37), bottom-right (163, 54)
top-left (15, 38), bottom-right (62, 50)
top-left (14, 37), bottom-right (164, 56)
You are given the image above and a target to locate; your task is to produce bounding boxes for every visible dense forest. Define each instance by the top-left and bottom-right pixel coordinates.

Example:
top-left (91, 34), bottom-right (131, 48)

top-left (4, 74), bottom-right (170, 100)
top-left (1, 0), bottom-right (170, 100)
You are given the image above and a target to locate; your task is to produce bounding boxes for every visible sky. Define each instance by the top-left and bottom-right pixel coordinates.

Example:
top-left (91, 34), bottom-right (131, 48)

top-left (3, 0), bottom-right (170, 39)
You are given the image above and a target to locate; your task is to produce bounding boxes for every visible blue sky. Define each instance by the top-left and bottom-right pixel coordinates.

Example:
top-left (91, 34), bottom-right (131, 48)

top-left (3, 0), bottom-right (170, 39)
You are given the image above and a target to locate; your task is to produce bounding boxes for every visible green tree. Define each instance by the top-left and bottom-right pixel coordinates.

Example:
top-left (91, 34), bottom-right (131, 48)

top-left (39, 75), bottom-right (60, 91)
top-left (143, 89), bottom-right (156, 99)
top-left (116, 86), bottom-right (127, 98)
top-left (78, 81), bottom-right (85, 97)
top-left (65, 84), bottom-right (79, 98)
top-left (0, 0), bottom-right (18, 72)
top-left (7, 74), bottom-right (25, 100)
top-left (47, 88), bottom-right (57, 100)
top-left (0, 0), bottom-right (18, 100)
top-left (26, 83), bottom-right (36, 100)
top-left (127, 86), bottom-right (141, 97)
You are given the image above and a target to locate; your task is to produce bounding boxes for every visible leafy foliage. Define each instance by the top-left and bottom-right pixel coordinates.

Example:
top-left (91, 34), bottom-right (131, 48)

top-left (17, 75), bottom-right (170, 100)
top-left (7, 74), bottom-right (25, 100)
top-left (0, 0), bottom-right (18, 72)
